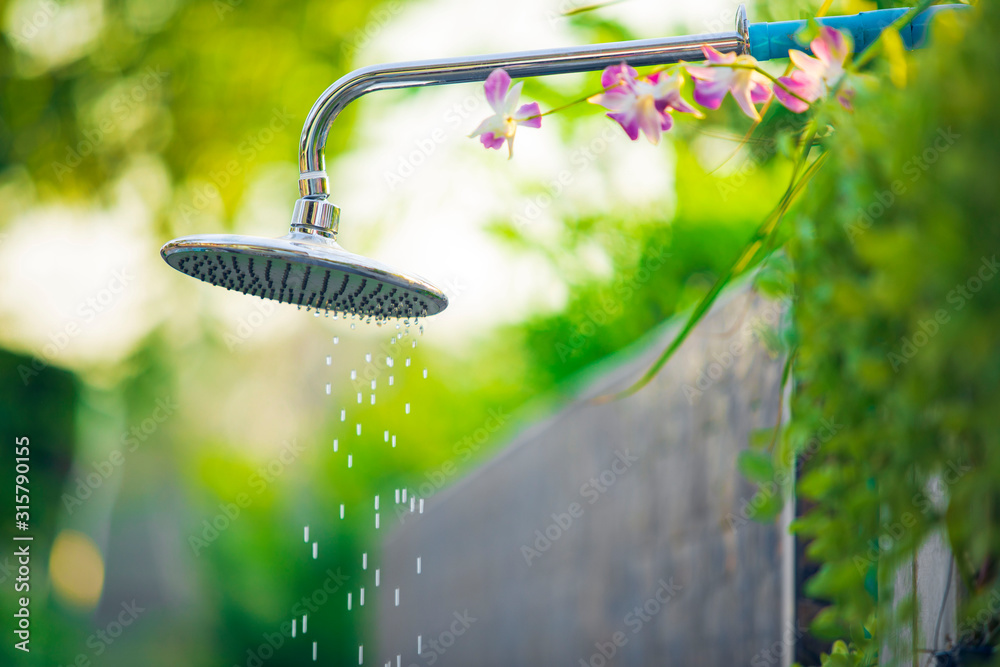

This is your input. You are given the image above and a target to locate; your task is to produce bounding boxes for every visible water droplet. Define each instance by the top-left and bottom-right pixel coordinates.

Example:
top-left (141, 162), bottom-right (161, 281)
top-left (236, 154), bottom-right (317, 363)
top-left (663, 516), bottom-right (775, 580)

top-left (395, 588), bottom-right (400, 606)
top-left (340, 504), bottom-right (345, 519)
top-left (390, 336), bottom-right (396, 344)
top-left (325, 384), bottom-right (332, 395)
top-left (373, 495), bottom-right (379, 511)
top-left (303, 615), bottom-right (308, 633)
top-left (406, 358), bottom-right (411, 367)
top-left (402, 489), bottom-right (408, 502)
top-left (417, 557), bottom-right (421, 574)
top-left (326, 356), bottom-right (332, 365)
top-left (351, 323), bottom-right (356, 329)
top-left (384, 431), bottom-right (389, 443)
top-left (356, 423), bottom-right (362, 436)
top-left (293, 619), bottom-right (297, 637)
top-left (392, 435), bottom-right (396, 448)
top-left (312, 641), bottom-right (317, 661)
top-left (365, 353), bottom-right (372, 363)
top-left (375, 569), bottom-right (380, 586)
top-left (410, 497), bottom-right (415, 512)
top-left (370, 394), bottom-right (375, 405)
top-left (412, 340), bottom-right (417, 349)
top-left (387, 356), bottom-right (394, 368)
top-left (341, 409), bottom-right (346, 422)
top-left (419, 498), bottom-right (424, 514)
top-left (423, 368), bottom-right (428, 379)
top-left (347, 593), bottom-right (352, 610)
top-left (359, 646), bottom-right (363, 665)
top-left (312, 542), bottom-right (318, 559)
top-left (357, 392), bottom-right (362, 404)
top-left (333, 439), bottom-right (338, 452)
top-left (371, 380), bottom-right (376, 390)
top-left (360, 588), bottom-right (365, 606)
top-left (334, 336), bottom-right (339, 344)
top-left (389, 376), bottom-right (394, 386)
top-left (375, 513), bottom-right (380, 529)
top-left (304, 526), bottom-right (310, 542)
top-left (405, 403), bottom-right (410, 415)
top-left (351, 369), bottom-right (357, 380)
top-left (348, 455), bottom-right (353, 468)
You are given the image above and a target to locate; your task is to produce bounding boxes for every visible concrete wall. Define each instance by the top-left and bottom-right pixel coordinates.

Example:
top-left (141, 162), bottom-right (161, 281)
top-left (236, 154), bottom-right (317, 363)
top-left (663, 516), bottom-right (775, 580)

top-left (377, 287), bottom-right (794, 666)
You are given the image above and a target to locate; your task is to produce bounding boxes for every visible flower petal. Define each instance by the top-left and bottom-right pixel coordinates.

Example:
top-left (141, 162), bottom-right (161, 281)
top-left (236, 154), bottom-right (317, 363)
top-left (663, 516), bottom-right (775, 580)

top-left (692, 78), bottom-right (729, 109)
top-left (469, 114), bottom-right (504, 139)
top-left (647, 71), bottom-right (680, 98)
top-left (589, 89), bottom-right (634, 112)
top-left (750, 79), bottom-right (772, 105)
top-left (601, 62), bottom-right (638, 90)
top-left (637, 108), bottom-right (662, 145)
top-left (484, 69), bottom-right (511, 112)
top-left (813, 26), bottom-right (851, 69)
top-left (701, 44), bottom-right (736, 65)
top-left (514, 102), bottom-right (542, 128)
top-left (773, 78), bottom-right (810, 113)
top-left (788, 50), bottom-right (826, 80)
top-left (607, 111), bottom-right (640, 141)
top-left (731, 85), bottom-right (761, 121)
top-left (503, 81), bottom-right (524, 115)
top-left (479, 132), bottom-right (505, 150)
top-left (658, 93), bottom-right (701, 117)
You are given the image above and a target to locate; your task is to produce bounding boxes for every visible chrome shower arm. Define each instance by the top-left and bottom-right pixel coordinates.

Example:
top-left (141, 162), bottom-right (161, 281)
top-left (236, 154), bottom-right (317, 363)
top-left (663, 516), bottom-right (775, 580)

top-left (297, 6), bottom-right (750, 198)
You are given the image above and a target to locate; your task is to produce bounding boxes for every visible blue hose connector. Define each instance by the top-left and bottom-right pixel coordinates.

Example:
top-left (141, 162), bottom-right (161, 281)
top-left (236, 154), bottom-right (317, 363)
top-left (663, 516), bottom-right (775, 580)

top-left (748, 4), bottom-right (970, 62)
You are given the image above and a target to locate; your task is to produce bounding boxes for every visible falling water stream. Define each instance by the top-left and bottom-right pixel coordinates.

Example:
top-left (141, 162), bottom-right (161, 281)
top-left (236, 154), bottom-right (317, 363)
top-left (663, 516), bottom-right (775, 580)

top-left (294, 314), bottom-right (431, 665)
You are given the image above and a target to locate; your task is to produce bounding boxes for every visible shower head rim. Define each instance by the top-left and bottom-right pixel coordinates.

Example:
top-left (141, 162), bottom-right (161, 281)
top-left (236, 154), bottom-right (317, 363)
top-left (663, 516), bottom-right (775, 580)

top-left (160, 231), bottom-right (448, 317)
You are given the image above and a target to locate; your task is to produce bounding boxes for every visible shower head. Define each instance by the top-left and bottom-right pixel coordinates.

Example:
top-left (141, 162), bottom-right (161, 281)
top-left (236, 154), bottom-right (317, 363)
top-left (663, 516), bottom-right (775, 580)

top-left (161, 200), bottom-right (447, 321)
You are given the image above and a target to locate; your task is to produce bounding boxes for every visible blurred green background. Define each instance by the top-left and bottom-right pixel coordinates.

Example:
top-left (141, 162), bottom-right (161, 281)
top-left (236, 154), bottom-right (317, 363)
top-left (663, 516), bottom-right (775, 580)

top-left (0, 0), bottom-right (960, 664)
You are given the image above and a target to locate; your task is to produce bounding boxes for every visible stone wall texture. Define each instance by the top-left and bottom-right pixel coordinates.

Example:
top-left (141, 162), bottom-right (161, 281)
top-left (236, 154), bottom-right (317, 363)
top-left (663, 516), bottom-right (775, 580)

top-left (377, 287), bottom-right (791, 666)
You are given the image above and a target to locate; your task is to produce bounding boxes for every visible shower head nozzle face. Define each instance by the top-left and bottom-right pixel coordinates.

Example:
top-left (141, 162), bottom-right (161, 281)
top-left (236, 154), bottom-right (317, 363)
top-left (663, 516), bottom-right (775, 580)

top-left (161, 232), bottom-right (447, 321)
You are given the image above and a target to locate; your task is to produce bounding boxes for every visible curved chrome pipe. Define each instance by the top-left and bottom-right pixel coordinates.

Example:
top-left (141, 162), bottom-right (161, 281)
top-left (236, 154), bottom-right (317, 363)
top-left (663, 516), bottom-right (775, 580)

top-left (295, 5), bottom-right (749, 211)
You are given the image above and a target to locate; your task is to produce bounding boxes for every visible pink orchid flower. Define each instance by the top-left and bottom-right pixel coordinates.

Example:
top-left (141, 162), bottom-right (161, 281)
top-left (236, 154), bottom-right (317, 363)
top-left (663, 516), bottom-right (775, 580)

top-left (470, 69), bottom-right (542, 159)
top-left (686, 46), bottom-right (773, 121)
top-left (774, 26), bottom-right (854, 113)
top-left (588, 63), bottom-right (701, 145)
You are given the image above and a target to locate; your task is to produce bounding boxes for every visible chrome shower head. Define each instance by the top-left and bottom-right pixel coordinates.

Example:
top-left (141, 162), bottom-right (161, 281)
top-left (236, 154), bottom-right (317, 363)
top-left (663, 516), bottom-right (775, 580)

top-left (161, 204), bottom-right (447, 321)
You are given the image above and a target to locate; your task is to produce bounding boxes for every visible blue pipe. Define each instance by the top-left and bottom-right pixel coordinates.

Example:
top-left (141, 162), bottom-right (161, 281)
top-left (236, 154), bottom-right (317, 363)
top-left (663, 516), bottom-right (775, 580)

top-left (749, 4), bottom-right (970, 62)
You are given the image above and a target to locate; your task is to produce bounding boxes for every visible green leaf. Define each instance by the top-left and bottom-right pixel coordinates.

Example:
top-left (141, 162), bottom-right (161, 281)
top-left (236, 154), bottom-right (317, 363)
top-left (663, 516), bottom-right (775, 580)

top-left (737, 450), bottom-right (774, 485)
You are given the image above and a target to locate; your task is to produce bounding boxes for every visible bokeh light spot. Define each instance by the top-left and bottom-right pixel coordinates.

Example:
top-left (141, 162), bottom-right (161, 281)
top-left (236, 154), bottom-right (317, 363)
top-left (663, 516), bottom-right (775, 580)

top-left (49, 530), bottom-right (105, 610)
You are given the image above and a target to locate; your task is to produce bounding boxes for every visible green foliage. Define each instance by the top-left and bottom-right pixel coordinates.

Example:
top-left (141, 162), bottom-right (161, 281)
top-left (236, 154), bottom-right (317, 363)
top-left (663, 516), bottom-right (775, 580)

top-left (817, 639), bottom-right (876, 667)
top-left (787, 1), bottom-right (1000, 658)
